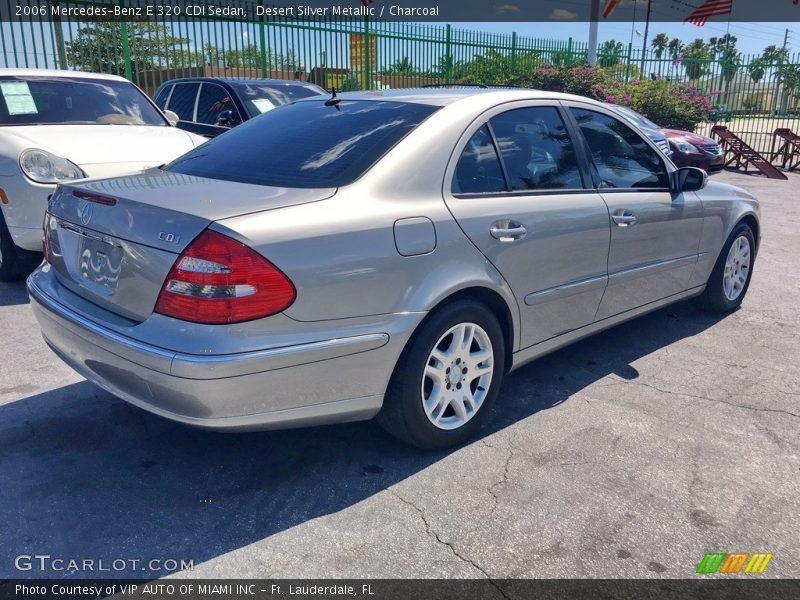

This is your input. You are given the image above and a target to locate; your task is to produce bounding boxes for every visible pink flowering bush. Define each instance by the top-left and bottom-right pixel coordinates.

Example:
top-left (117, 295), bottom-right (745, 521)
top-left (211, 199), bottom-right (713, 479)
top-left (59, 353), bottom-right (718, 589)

top-left (513, 65), bottom-right (623, 101)
top-left (511, 66), bottom-right (715, 131)
top-left (623, 79), bottom-right (714, 130)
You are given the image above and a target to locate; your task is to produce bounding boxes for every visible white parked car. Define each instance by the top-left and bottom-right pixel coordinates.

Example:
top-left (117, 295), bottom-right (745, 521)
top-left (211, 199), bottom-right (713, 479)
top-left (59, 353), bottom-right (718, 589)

top-left (0, 69), bottom-right (206, 280)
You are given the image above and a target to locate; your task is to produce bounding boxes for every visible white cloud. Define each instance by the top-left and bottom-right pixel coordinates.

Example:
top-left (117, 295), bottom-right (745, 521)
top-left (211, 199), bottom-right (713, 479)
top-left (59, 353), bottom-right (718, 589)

top-left (549, 8), bottom-right (577, 20)
top-left (494, 4), bottom-right (520, 16)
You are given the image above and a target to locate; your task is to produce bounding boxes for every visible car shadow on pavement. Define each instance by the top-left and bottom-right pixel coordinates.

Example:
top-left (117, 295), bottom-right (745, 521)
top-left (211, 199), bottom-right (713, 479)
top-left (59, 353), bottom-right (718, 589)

top-left (0, 300), bottom-right (726, 578)
top-left (0, 281), bottom-right (31, 307)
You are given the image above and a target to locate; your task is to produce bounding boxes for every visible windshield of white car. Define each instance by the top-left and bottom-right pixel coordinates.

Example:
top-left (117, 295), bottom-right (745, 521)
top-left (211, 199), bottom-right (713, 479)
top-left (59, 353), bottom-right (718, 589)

top-left (0, 76), bottom-right (167, 127)
top-left (166, 99), bottom-right (440, 188)
top-left (614, 106), bottom-right (661, 131)
top-left (228, 82), bottom-right (325, 117)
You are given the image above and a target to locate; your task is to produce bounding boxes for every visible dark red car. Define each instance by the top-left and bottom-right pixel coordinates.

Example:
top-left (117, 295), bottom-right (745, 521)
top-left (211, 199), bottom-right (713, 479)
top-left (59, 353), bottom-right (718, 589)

top-left (661, 128), bottom-right (725, 174)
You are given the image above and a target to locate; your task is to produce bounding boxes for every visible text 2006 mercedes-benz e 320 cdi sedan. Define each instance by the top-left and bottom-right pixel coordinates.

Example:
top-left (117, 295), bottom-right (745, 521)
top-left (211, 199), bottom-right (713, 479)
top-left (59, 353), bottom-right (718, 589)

top-left (28, 89), bottom-right (760, 449)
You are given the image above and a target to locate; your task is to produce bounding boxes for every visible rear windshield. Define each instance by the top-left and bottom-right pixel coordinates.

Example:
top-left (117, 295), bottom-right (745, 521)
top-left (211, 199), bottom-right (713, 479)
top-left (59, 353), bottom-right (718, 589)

top-left (229, 81), bottom-right (325, 117)
top-left (0, 76), bottom-right (166, 126)
top-left (166, 100), bottom-right (439, 188)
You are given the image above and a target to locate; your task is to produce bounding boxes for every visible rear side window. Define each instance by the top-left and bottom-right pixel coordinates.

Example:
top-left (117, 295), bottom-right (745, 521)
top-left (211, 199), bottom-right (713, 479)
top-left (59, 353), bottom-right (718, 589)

top-left (571, 108), bottom-right (669, 189)
top-left (166, 83), bottom-right (199, 121)
top-left (167, 100), bottom-right (439, 188)
top-left (490, 106), bottom-right (584, 191)
top-left (452, 126), bottom-right (506, 194)
top-left (196, 83), bottom-right (240, 126)
top-left (154, 84), bottom-right (172, 109)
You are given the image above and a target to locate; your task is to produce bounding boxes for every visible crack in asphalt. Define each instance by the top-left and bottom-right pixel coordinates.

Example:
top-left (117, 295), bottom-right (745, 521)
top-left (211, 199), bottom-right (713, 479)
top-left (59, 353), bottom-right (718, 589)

top-left (481, 440), bottom-right (515, 521)
top-left (388, 489), bottom-right (512, 600)
top-left (604, 378), bottom-right (800, 419)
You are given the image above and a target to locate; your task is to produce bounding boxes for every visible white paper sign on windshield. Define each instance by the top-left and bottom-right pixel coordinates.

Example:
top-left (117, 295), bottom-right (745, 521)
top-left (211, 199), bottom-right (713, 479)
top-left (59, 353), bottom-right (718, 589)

top-left (251, 98), bottom-right (276, 114)
top-left (1, 81), bottom-right (38, 115)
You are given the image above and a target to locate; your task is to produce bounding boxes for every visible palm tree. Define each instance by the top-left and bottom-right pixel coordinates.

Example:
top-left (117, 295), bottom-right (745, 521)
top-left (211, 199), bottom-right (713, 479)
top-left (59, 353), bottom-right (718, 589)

top-left (748, 57), bottom-right (767, 83)
top-left (651, 33), bottom-right (669, 76)
top-left (598, 39), bottom-right (625, 68)
top-left (682, 39), bottom-right (713, 83)
top-left (667, 38), bottom-right (684, 79)
top-left (761, 45), bottom-right (790, 113)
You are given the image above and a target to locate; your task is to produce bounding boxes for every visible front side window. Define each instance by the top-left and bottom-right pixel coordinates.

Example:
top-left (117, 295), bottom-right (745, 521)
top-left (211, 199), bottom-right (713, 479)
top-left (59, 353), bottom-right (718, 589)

top-left (0, 76), bottom-right (166, 126)
top-left (165, 82), bottom-right (199, 121)
top-left (489, 106), bottom-right (584, 191)
top-left (452, 125), bottom-right (506, 194)
top-left (167, 99), bottom-right (439, 188)
top-left (196, 83), bottom-right (240, 126)
top-left (571, 107), bottom-right (669, 189)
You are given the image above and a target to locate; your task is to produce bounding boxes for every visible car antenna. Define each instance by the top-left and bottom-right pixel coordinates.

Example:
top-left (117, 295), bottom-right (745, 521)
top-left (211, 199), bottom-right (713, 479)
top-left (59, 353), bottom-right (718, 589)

top-left (324, 87), bottom-right (341, 110)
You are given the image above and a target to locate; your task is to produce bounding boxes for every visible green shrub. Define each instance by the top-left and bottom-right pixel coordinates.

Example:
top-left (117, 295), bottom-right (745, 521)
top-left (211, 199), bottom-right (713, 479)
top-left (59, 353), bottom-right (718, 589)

top-left (511, 65), bottom-right (622, 101)
top-left (624, 79), bottom-right (713, 130)
top-left (511, 66), bottom-right (715, 131)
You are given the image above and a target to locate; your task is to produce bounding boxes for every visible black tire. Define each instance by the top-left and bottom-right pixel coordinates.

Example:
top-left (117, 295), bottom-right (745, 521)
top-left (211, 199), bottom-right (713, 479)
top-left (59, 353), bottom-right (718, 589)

top-left (377, 299), bottom-right (506, 450)
top-left (0, 209), bottom-right (22, 282)
top-left (693, 222), bottom-right (756, 313)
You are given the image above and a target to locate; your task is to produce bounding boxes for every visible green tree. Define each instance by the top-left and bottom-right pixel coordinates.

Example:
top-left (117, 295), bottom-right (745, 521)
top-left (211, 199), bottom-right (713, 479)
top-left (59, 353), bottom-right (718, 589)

top-left (651, 33), bottom-right (670, 76)
top-left (597, 39), bottom-right (624, 68)
top-left (452, 48), bottom-right (543, 84)
top-left (203, 44), bottom-right (299, 71)
top-left (667, 38), bottom-right (684, 60)
top-left (66, 22), bottom-right (191, 74)
top-left (761, 45), bottom-right (791, 113)
top-left (709, 34), bottom-right (738, 55)
top-left (382, 56), bottom-right (417, 76)
top-left (748, 57), bottom-right (767, 83)
top-left (718, 47), bottom-right (742, 101)
top-left (667, 38), bottom-right (685, 79)
top-left (681, 39), bottom-right (713, 82)
top-left (651, 33), bottom-right (670, 58)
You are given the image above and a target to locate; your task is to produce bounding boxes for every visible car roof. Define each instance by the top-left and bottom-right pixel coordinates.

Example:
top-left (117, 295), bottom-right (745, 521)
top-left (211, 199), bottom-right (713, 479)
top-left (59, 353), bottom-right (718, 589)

top-left (0, 68), bottom-right (128, 82)
top-left (158, 77), bottom-right (321, 87)
top-left (327, 87), bottom-right (608, 107)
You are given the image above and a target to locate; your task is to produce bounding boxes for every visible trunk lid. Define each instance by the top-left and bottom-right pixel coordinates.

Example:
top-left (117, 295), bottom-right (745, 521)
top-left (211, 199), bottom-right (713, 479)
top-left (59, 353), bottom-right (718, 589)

top-left (46, 169), bottom-right (335, 321)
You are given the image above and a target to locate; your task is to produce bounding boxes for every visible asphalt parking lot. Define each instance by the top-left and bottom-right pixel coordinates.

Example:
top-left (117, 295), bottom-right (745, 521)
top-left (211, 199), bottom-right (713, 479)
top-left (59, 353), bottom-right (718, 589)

top-left (1, 170), bottom-right (798, 580)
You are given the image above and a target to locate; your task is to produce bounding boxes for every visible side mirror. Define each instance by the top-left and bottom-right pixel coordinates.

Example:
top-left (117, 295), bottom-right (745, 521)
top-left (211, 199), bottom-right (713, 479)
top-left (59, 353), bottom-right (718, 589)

top-left (163, 110), bottom-right (180, 126)
top-left (215, 110), bottom-right (236, 128)
top-left (673, 166), bottom-right (708, 193)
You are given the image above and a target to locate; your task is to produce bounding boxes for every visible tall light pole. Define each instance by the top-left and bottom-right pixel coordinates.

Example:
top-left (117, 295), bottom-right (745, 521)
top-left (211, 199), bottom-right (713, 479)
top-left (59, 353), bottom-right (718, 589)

top-left (588, 0), bottom-right (600, 66)
top-left (640, 0), bottom-right (653, 76)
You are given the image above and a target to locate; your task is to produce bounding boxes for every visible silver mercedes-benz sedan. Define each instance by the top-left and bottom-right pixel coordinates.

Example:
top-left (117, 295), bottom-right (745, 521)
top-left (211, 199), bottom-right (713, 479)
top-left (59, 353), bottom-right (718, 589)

top-left (27, 89), bottom-right (759, 449)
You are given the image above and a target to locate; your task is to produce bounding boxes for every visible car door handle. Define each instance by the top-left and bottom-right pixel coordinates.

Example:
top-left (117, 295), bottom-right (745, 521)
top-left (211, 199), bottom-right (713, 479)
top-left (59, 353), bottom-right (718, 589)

top-left (490, 220), bottom-right (527, 242)
top-left (611, 211), bottom-right (637, 227)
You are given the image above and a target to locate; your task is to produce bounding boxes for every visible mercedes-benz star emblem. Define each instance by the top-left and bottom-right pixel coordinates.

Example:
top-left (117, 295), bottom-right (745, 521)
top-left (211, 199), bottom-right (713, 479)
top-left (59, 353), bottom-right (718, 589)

top-left (78, 201), bottom-right (93, 226)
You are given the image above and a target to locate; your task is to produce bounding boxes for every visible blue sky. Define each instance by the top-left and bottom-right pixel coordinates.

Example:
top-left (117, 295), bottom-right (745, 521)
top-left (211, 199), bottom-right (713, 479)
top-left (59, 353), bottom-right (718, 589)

top-left (467, 22), bottom-right (795, 57)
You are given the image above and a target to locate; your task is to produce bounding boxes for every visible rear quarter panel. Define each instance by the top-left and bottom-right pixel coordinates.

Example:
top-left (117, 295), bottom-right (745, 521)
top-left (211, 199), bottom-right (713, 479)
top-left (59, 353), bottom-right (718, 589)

top-left (216, 190), bottom-right (520, 347)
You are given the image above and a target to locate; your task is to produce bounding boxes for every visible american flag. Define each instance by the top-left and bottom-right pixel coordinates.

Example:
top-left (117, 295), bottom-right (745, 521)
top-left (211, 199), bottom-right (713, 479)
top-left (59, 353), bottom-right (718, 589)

top-left (685, 0), bottom-right (734, 26)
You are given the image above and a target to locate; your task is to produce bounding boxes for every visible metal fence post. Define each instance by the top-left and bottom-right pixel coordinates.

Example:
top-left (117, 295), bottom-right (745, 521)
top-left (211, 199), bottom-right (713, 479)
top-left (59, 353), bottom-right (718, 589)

top-left (259, 12), bottom-right (268, 78)
top-left (567, 37), bottom-right (573, 66)
top-left (119, 5), bottom-right (132, 80)
top-left (363, 16), bottom-right (371, 90)
top-left (625, 43), bottom-right (633, 82)
top-left (445, 24), bottom-right (452, 84)
top-left (49, 1), bottom-right (67, 70)
top-left (510, 31), bottom-right (517, 74)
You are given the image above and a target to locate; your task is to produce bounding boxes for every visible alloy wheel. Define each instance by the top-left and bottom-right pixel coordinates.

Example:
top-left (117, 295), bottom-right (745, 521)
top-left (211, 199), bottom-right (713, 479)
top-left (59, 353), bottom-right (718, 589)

top-left (421, 322), bottom-right (494, 430)
top-left (723, 235), bottom-right (751, 301)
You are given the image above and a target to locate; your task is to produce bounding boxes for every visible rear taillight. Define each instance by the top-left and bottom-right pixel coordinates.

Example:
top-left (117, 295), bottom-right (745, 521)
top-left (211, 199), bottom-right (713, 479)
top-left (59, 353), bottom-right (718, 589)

top-left (155, 229), bottom-right (295, 324)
